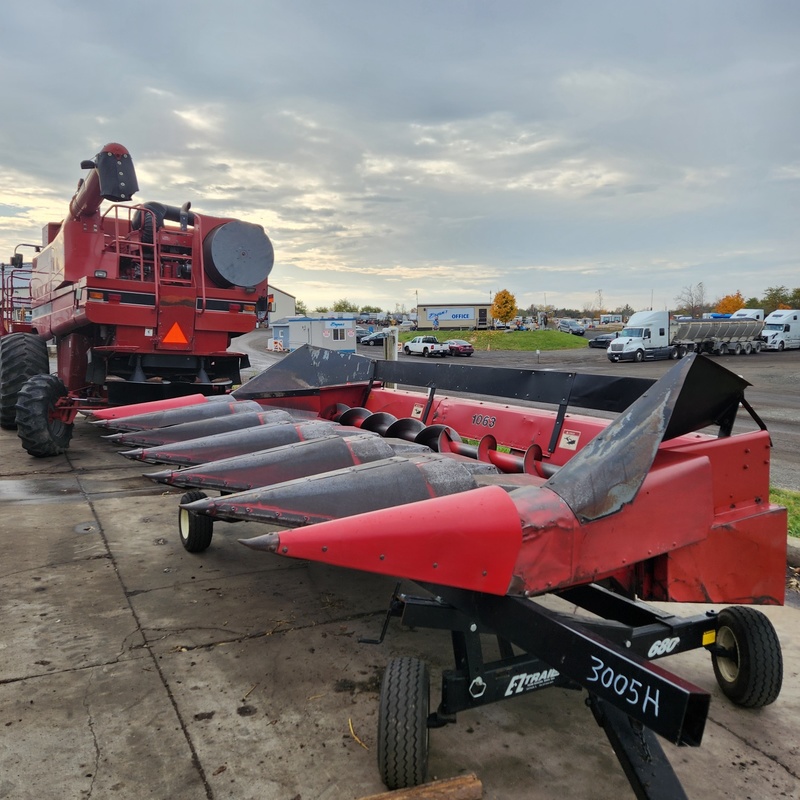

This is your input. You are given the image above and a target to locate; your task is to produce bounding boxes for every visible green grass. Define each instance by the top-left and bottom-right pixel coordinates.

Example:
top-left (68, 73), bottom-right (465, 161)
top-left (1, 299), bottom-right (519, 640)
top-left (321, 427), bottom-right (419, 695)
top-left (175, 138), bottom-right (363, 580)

top-left (771, 488), bottom-right (800, 537)
top-left (399, 329), bottom-right (588, 351)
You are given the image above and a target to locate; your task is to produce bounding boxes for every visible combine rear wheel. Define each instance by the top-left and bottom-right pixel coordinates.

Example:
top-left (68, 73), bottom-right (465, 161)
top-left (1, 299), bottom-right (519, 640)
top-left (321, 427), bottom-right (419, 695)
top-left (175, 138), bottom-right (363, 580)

top-left (711, 606), bottom-right (782, 708)
top-left (378, 657), bottom-right (430, 789)
top-left (16, 373), bottom-right (73, 457)
top-left (179, 490), bottom-right (214, 552)
top-left (0, 333), bottom-right (49, 429)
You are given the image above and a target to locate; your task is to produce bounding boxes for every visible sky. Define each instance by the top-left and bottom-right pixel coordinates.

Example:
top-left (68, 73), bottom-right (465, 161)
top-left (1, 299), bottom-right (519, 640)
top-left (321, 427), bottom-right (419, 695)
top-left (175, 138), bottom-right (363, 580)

top-left (1, 1), bottom-right (798, 315)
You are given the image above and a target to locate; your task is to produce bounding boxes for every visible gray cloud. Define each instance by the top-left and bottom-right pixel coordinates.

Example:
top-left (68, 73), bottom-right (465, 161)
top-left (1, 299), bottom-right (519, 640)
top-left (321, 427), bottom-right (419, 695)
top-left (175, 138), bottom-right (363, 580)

top-left (1, 1), bottom-right (798, 314)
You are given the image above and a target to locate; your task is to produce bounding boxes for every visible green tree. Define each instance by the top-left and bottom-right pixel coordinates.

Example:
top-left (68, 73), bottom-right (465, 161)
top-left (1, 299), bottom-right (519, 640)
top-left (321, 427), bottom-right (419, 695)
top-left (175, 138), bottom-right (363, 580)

top-left (314, 305), bottom-right (329, 313)
top-left (491, 289), bottom-right (517, 324)
top-left (332, 298), bottom-right (359, 312)
top-left (762, 286), bottom-right (790, 315)
top-left (359, 304), bottom-right (383, 315)
top-left (715, 291), bottom-right (745, 315)
top-left (295, 298), bottom-right (308, 316)
top-left (789, 288), bottom-right (800, 308)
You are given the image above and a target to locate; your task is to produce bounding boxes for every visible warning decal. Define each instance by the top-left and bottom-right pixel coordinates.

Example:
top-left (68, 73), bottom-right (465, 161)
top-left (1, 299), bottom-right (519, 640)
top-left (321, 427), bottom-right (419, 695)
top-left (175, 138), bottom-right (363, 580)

top-left (559, 429), bottom-right (581, 451)
top-left (162, 322), bottom-right (189, 345)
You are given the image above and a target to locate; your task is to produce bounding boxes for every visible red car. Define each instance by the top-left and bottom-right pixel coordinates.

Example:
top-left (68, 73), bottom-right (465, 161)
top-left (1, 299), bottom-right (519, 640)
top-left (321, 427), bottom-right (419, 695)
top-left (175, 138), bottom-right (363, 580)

top-left (443, 339), bottom-right (474, 357)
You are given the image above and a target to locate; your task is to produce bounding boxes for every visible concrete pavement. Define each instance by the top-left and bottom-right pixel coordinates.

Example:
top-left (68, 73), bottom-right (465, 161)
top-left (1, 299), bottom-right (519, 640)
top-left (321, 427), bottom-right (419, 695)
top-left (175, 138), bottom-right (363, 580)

top-left (1, 412), bottom-right (798, 799)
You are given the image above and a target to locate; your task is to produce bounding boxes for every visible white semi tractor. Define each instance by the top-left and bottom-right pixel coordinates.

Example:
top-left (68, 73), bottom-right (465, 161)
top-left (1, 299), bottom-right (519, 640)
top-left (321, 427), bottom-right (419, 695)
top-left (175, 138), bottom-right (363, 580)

top-left (761, 309), bottom-right (800, 351)
top-left (607, 310), bottom-right (765, 363)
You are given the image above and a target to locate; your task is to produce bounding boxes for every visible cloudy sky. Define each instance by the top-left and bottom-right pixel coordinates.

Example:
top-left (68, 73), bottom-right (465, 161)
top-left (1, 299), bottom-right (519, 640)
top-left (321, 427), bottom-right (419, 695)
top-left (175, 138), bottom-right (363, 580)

top-left (1, 1), bottom-right (798, 314)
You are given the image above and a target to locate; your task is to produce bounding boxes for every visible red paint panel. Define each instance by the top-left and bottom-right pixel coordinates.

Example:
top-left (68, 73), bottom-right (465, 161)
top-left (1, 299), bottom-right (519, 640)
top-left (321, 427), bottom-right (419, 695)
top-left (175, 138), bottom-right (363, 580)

top-left (652, 504), bottom-right (787, 605)
top-left (274, 485), bottom-right (523, 595)
top-left (89, 393), bottom-right (208, 420)
top-left (510, 453), bottom-right (715, 596)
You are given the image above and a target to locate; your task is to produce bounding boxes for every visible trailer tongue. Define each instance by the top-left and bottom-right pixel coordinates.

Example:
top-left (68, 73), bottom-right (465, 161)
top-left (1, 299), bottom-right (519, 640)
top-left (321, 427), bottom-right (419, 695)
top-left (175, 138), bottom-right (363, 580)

top-left (103, 345), bottom-right (785, 797)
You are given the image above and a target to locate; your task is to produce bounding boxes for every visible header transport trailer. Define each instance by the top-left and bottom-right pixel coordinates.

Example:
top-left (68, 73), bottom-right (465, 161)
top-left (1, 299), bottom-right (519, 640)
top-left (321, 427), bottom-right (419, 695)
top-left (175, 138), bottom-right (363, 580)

top-left (607, 310), bottom-right (764, 362)
top-left (0, 143), bottom-right (273, 457)
top-left (94, 346), bottom-right (786, 798)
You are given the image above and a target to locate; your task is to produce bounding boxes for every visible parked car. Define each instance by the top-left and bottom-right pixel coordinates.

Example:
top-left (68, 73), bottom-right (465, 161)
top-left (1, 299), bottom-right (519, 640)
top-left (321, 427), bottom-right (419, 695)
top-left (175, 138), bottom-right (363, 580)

top-left (443, 339), bottom-right (474, 356)
top-left (403, 335), bottom-right (448, 357)
top-left (360, 331), bottom-right (389, 346)
top-left (587, 332), bottom-right (617, 349)
top-left (355, 326), bottom-right (370, 342)
top-left (558, 319), bottom-right (586, 336)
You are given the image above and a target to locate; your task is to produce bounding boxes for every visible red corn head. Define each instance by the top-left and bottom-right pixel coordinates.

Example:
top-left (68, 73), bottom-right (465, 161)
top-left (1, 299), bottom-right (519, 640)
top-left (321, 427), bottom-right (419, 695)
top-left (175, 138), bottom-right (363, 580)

top-left (90, 398), bottom-right (266, 432)
top-left (104, 408), bottom-right (294, 447)
top-left (87, 393), bottom-right (210, 421)
top-left (144, 433), bottom-right (432, 492)
top-left (122, 420), bottom-right (366, 466)
top-left (182, 452), bottom-right (499, 526)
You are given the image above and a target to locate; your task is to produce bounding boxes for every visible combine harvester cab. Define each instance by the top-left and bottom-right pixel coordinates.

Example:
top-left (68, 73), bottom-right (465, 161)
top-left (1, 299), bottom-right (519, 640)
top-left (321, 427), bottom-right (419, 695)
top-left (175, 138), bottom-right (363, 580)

top-left (104, 345), bottom-right (786, 796)
top-left (0, 142), bottom-right (274, 457)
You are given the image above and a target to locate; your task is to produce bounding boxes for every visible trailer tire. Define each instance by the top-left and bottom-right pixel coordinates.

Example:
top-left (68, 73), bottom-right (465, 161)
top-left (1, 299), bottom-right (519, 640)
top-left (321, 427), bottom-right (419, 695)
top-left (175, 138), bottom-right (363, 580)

top-left (178, 490), bottom-right (214, 552)
top-left (718, 343), bottom-right (728, 355)
top-left (732, 342), bottom-right (742, 355)
top-left (743, 342), bottom-right (752, 355)
top-left (0, 333), bottom-right (49, 429)
top-left (15, 373), bottom-right (73, 457)
top-left (633, 349), bottom-right (644, 363)
top-left (378, 657), bottom-right (430, 789)
top-left (712, 606), bottom-right (782, 708)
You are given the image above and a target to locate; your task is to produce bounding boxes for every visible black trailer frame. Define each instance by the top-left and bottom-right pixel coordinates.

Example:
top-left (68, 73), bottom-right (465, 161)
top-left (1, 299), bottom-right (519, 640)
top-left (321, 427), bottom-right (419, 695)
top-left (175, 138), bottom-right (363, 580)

top-left (364, 582), bottom-right (733, 799)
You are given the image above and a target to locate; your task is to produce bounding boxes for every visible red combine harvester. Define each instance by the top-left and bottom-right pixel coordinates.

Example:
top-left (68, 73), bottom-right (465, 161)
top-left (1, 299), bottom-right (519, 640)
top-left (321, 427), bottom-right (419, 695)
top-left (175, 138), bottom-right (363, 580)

top-left (0, 142), bottom-right (273, 457)
top-left (94, 346), bottom-right (787, 798)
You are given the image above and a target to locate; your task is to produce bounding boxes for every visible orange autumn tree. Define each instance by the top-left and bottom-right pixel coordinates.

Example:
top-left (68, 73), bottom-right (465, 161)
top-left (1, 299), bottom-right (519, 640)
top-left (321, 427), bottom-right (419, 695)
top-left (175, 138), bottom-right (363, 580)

top-left (491, 289), bottom-right (517, 325)
top-left (715, 291), bottom-right (746, 315)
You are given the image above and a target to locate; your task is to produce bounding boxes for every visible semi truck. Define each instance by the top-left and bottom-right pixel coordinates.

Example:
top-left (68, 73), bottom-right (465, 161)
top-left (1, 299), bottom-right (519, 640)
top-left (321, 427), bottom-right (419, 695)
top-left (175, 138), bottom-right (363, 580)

top-left (761, 309), bottom-right (800, 351)
top-left (607, 310), bottom-right (764, 363)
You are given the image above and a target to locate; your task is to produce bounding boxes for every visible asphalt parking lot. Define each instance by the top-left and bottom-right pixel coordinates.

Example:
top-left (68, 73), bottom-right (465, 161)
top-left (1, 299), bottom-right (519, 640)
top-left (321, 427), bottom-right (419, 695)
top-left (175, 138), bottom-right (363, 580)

top-left (1, 337), bottom-right (799, 799)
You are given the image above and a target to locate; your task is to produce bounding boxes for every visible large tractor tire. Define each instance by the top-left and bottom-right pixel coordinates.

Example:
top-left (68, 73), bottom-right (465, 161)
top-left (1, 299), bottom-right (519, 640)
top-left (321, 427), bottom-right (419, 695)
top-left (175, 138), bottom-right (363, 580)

top-left (0, 333), bottom-right (49, 429)
top-left (16, 373), bottom-right (73, 457)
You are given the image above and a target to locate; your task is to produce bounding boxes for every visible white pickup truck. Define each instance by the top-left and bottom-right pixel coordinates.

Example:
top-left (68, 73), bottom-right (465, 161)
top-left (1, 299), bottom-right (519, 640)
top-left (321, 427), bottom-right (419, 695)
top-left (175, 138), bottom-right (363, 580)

top-left (403, 335), bottom-right (448, 358)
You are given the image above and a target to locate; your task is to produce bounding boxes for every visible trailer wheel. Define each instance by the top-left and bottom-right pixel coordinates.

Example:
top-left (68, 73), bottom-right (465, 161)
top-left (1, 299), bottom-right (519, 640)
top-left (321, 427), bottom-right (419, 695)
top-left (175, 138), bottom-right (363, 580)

top-left (0, 333), bottom-right (49, 429)
top-left (377, 657), bottom-right (430, 790)
top-left (711, 606), bottom-right (782, 708)
top-left (178, 490), bottom-right (214, 552)
top-left (754, 341), bottom-right (763, 353)
top-left (718, 343), bottom-right (728, 355)
top-left (633, 349), bottom-right (644, 363)
top-left (15, 373), bottom-right (73, 457)
top-left (743, 342), bottom-right (752, 355)
top-left (732, 342), bottom-right (742, 355)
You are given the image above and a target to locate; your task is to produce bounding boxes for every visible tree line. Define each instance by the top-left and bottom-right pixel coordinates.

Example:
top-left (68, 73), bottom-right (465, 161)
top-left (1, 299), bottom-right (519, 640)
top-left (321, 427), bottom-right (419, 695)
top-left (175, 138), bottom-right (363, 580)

top-left (294, 283), bottom-right (800, 324)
